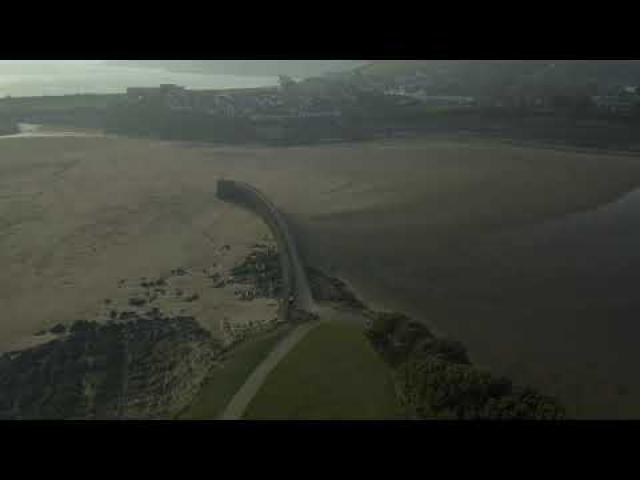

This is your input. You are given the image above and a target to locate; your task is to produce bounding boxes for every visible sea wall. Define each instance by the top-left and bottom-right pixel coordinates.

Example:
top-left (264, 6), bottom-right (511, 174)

top-left (216, 180), bottom-right (315, 321)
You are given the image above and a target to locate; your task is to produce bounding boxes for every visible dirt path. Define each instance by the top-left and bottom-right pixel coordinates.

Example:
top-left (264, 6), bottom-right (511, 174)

top-left (219, 320), bottom-right (320, 420)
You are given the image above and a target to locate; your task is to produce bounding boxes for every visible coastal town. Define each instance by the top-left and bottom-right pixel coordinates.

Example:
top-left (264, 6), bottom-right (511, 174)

top-left (106, 66), bottom-right (640, 145)
top-left (121, 70), bottom-right (640, 118)
top-left (2, 61), bottom-right (640, 146)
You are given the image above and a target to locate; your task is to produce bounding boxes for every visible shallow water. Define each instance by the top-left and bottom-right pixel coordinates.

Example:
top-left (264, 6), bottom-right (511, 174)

top-left (431, 189), bottom-right (640, 417)
top-left (470, 188), bottom-right (640, 417)
top-left (0, 123), bottom-right (103, 139)
top-left (298, 186), bottom-right (640, 418)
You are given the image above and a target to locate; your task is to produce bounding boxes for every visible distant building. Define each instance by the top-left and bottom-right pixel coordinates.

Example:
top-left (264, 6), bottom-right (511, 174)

top-left (419, 95), bottom-right (476, 106)
top-left (592, 95), bottom-right (638, 114)
top-left (388, 89), bottom-right (476, 107)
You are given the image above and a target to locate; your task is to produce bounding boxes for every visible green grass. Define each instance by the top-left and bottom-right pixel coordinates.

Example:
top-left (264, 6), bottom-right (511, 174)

top-left (244, 321), bottom-right (402, 420)
top-left (177, 324), bottom-right (292, 420)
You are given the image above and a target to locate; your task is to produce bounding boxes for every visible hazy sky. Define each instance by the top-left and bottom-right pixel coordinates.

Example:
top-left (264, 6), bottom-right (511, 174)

top-left (0, 61), bottom-right (280, 97)
top-left (0, 61), bottom-right (360, 97)
top-left (0, 60), bottom-right (101, 64)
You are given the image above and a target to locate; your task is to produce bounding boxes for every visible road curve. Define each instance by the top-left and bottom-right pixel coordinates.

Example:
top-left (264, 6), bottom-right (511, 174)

top-left (216, 179), bottom-right (319, 419)
top-left (217, 179), bottom-right (316, 315)
top-left (219, 321), bottom-right (320, 420)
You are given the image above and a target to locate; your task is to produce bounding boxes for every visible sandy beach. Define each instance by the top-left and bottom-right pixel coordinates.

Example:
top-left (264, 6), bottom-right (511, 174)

top-left (0, 135), bottom-right (279, 352)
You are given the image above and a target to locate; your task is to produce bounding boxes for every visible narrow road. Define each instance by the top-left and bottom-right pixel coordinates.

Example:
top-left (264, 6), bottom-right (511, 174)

top-left (219, 321), bottom-right (320, 420)
top-left (216, 179), bottom-right (320, 419)
top-left (216, 180), bottom-right (316, 315)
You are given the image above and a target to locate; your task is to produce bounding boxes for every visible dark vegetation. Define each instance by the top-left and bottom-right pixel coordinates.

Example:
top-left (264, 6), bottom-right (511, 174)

top-left (0, 315), bottom-right (219, 419)
top-left (366, 311), bottom-right (565, 419)
top-left (105, 102), bottom-right (257, 143)
top-left (228, 245), bottom-right (283, 299)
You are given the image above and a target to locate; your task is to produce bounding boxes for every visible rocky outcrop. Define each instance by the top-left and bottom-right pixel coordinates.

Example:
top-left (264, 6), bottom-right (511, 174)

top-left (228, 245), bottom-right (283, 300)
top-left (0, 315), bottom-right (220, 420)
top-left (306, 267), bottom-right (367, 311)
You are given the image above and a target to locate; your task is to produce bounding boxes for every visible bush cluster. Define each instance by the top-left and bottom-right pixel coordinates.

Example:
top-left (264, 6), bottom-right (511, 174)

top-left (365, 311), bottom-right (565, 419)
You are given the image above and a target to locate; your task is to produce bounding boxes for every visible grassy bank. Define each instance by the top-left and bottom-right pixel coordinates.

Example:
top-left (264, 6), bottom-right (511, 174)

top-left (177, 324), bottom-right (292, 419)
top-left (244, 321), bottom-right (401, 420)
top-left (0, 94), bottom-right (122, 114)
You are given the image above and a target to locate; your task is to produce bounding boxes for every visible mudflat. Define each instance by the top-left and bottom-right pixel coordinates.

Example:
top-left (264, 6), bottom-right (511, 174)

top-left (3, 134), bottom-right (640, 417)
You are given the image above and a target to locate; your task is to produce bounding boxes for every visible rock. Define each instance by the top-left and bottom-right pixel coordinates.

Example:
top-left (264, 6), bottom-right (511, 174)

top-left (129, 297), bottom-right (146, 307)
top-left (119, 311), bottom-right (137, 321)
top-left (70, 320), bottom-right (95, 334)
top-left (49, 324), bottom-right (67, 334)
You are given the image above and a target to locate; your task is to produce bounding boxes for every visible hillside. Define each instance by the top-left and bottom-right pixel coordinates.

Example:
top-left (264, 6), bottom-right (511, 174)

top-left (356, 60), bottom-right (640, 95)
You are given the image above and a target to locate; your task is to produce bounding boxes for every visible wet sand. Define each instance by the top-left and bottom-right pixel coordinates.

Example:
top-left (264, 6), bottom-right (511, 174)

top-left (0, 135), bottom-right (277, 351)
top-left (3, 134), bottom-right (640, 417)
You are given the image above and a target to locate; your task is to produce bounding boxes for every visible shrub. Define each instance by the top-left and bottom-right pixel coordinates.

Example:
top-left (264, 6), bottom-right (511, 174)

top-left (394, 357), bottom-right (563, 420)
top-left (411, 337), bottom-right (470, 365)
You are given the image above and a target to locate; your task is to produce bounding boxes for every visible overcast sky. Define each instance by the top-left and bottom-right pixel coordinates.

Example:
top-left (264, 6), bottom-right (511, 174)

top-left (0, 60), bottom-right (101, 64)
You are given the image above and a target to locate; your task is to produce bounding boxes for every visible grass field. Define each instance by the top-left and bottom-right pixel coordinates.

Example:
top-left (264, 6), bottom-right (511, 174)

top-left (177, 324), bottom-right (292, 419)
top-left (243, 321), bottom-right (401, 420)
